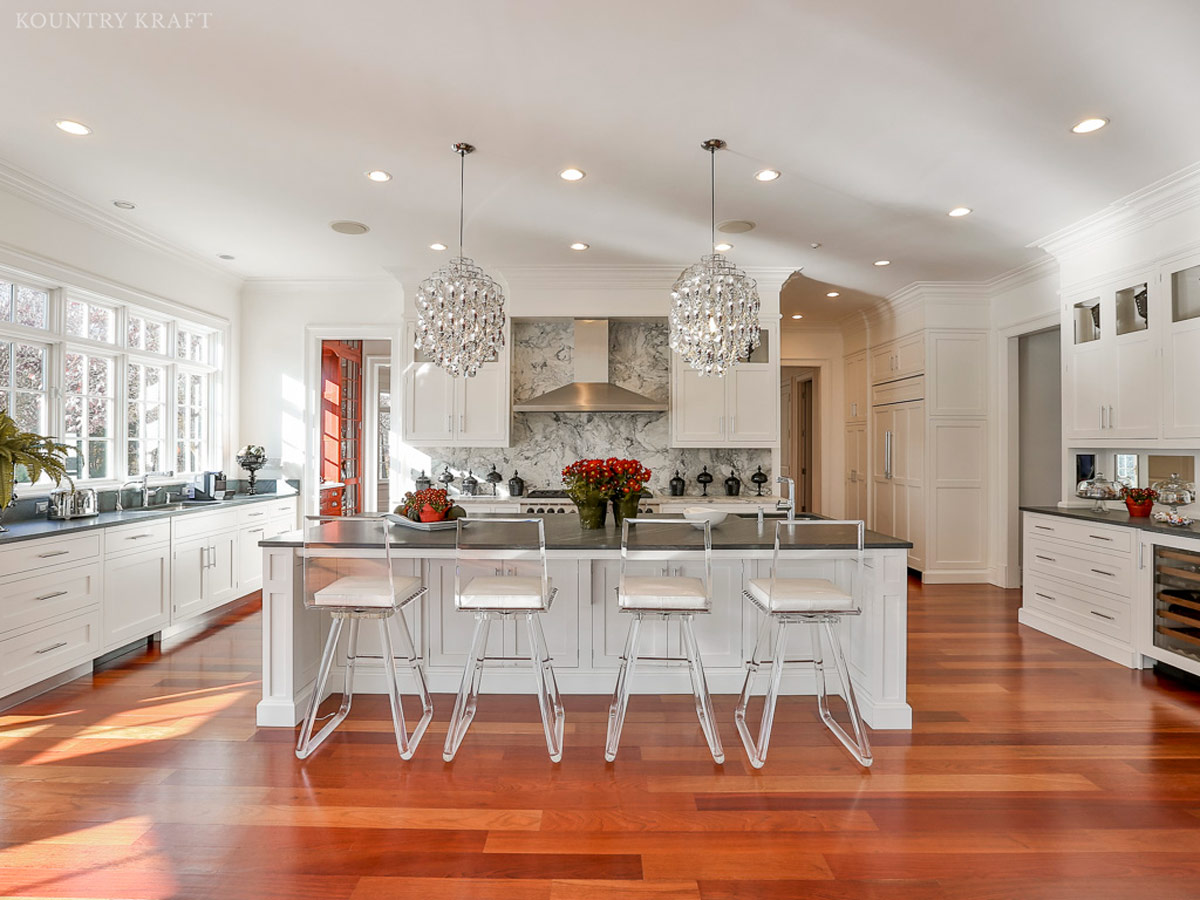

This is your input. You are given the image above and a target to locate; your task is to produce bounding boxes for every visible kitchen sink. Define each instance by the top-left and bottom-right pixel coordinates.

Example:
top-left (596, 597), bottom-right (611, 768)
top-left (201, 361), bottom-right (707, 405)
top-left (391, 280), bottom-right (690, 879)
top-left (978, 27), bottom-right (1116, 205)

top-left (121, 504), bottom-right (185, 514)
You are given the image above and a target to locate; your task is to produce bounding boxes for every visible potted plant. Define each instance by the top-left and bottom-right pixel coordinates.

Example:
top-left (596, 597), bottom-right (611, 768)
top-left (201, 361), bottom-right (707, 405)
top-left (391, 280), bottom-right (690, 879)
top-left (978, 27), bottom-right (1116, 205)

top-left (396, 487), bottom-right (453, 522)
top-left (1122, 485), bottom-right (1158, 518)
top-left (607, 457), bottom-right (651, 526)
top-left (0, 411), bottom-right (72, 532)
top-left (562, 458), bottom-right (613, 529)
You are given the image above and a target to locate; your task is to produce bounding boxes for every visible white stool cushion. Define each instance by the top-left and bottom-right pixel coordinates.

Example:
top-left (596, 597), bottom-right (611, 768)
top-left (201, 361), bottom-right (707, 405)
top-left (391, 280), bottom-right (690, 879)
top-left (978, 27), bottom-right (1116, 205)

top-left (312, 575), bottom-right (424, 609)
top-left (457, 576), bottom-right (549, 610)
top-left (618, 575), bottom-right (710, 612)
top-left (747, 578), bottom-right (854, 613)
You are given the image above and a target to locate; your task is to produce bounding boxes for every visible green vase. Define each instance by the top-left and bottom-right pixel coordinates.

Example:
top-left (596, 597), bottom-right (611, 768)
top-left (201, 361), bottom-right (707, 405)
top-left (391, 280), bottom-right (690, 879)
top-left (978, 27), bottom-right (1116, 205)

top-left (572, 491), bottom-right (609, 530)
top-left (611, 492), bottom-right (641, 527)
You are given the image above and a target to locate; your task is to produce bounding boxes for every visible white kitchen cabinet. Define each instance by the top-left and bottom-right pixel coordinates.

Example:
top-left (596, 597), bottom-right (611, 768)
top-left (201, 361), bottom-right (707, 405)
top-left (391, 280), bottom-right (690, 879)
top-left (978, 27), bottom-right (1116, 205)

top-left (172, 531), bottom-right (238, 622)
top-left (872, 398), bottom-right (924, 569)
top-left (237, 498), bottom-right (297, 592)
top-left (844, 423), bottom-right (867, 520)
top-left (871, 333), bottom-right (925, 385)
top-left (238, 525), bottom-right (269, 590)
top-left (402, 322), bottom-right (511, 448)
top-left (845, 350), bottom-right (867, 423)
top-left (0, 609), bottom-right (100, 697)
top-left (670, 324), bottom-right (779, 447)
top-left (1164, 258), bottom-right (1200, 438)
top-left (103, 544), bottom-right (170, 650)
top-left (1062, 278), bottom-right (1159, 441)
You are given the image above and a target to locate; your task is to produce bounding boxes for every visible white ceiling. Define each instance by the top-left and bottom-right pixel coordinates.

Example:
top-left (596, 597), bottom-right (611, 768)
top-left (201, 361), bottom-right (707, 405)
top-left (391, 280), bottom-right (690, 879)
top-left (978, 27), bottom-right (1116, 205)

top-left (5, 0), bottom-right (1200, 306)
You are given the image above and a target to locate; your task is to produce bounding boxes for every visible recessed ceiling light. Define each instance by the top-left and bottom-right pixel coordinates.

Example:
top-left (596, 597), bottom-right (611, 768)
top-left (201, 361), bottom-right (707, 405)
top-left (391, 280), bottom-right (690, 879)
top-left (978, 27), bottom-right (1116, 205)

top-left (717, 220), bottom-right (755, 234)
top-left (754, 169), bottom-right (781, 182)
top-left (714, 242), bottom-right (733, 252)
top-left (55, 119), bottom-right (91, 136)
top-left (365, 170), bottom-right (392, 182)
top-left (948, 206), bottom-right (972, 217)
top-left (826, 291), bottom-right (840, 298)
top-left (217, 254), bottom-right (235, 260)
top-left (429, 242), bottom-right (447, 251)
top-left (791, 314), bottom-right (803, 319)
top-left (874, 259), bottom-right (891, 266)
top-left (330, 221), bottom-right (370, 235)
top-left (1071, 117), bottom-right (1109, 134)
top-left (559, 167), bottom-right (586, 181)
top-left (810, 242), bottom-right (822, 249)
top-left (112, 200), bottom-right (136, 210)
top-left (569, 242), bottom-right (589, 251)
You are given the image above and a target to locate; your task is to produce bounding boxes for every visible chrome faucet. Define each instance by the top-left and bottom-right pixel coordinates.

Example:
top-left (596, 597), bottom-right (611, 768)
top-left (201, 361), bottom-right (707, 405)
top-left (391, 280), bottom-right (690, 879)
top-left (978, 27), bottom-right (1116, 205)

top-left (776, 476), bottom-right (796, 523)
top-left (116, 470), bottom-right (174, 511)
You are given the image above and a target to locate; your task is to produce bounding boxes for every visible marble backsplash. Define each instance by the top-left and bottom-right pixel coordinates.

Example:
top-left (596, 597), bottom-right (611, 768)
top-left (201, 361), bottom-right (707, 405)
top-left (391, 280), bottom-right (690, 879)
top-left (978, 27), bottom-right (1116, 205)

top-left (419, 320), bottom-right (772, 496)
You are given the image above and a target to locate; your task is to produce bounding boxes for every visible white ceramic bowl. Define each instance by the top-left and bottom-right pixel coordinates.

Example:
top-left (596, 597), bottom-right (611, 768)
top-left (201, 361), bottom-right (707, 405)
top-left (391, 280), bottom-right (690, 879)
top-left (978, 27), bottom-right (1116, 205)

top-left (683, 507), bottom-right (728, 530)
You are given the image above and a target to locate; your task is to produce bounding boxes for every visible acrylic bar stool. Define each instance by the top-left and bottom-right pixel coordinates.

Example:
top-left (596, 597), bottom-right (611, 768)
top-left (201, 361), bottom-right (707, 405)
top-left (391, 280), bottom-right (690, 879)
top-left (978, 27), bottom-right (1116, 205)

top-left (443, 517), bottom-right (565, 763)
top-left (296, 516), bottom-right (433, 760)
top-left (735, 518), bottom-right (872, 768)
top-left (605, 517), bottom-right (724, 764)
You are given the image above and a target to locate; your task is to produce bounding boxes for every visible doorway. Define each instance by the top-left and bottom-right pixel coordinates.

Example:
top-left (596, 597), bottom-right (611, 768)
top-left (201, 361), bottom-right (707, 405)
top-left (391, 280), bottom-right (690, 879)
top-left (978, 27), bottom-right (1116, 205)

top-left (781, 366), bottom-right (816, 512)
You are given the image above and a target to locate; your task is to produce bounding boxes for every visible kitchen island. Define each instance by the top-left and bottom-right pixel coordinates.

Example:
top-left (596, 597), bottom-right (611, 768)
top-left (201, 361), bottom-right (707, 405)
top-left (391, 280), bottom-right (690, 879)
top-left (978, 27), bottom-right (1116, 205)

top-left (257, 515), bottom-right (914, 729)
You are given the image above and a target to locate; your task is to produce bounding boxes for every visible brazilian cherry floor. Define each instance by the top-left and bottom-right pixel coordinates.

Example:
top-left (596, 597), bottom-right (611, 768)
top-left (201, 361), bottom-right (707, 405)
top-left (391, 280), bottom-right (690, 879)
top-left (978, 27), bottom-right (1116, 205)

top-left (4, 578), bottom-right (1200, 899)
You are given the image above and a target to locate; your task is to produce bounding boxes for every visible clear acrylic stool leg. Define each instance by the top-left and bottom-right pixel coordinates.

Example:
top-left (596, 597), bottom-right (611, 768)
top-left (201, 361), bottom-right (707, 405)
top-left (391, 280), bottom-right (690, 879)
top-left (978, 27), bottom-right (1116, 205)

top-left (819, 619), bottom-right (873, 767)
top-left (443, 613), bottom-right (492, 762)
top-left (526, 613), bottom-right (564, 762)
top-left (736, 615), bottom-right (789, 769)
top-left (604, 612), bottom-right (643, 762)
top-left (391, 608), bottom-right (434, 758)
top-left (296, 616), bottom-right (350, 760)
top-left (681, 614), bottom-right (724, 765)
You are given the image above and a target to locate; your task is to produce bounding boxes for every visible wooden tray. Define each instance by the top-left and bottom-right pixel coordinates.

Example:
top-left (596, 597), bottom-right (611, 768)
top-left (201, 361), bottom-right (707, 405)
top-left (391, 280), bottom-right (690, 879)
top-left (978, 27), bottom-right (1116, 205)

top-left (384, 513), bottom-right (457, 532)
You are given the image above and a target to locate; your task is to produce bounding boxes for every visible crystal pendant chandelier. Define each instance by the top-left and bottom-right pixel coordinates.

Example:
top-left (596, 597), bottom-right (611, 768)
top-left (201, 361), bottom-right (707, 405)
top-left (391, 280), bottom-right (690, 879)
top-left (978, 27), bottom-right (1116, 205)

top-left (414, 142), bottom-right (506, 378)
top-left (669, 138), bottom-right (761, 376)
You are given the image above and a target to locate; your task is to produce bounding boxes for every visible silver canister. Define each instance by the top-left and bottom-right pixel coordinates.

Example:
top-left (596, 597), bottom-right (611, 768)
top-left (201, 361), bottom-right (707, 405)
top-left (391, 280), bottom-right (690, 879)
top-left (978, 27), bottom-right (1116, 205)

top-left (47, 487), bottom-right (99, 520)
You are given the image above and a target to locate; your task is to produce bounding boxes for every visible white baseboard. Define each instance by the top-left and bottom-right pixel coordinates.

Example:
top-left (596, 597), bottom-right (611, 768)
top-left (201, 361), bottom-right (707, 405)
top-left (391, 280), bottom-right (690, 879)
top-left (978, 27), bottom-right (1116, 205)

top-left (921, 568), bottom-right (992, 584)
top-left (1017, 608), bottom-right (1140, 668)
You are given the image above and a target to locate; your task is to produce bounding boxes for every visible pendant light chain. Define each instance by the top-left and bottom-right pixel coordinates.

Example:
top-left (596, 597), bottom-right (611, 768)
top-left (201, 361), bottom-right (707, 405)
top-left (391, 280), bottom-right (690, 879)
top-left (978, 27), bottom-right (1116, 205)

top-left (710, 144), bottom-right (716, 252)
top-left (458, 146), bottom-right (466, 258)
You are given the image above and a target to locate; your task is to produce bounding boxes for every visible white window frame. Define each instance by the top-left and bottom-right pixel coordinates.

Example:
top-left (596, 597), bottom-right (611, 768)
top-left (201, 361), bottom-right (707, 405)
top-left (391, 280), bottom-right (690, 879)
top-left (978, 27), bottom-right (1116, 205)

top-left (0, 266), bottom-right (226, 495)
top-left (61, 342), bottom-right (119, 482)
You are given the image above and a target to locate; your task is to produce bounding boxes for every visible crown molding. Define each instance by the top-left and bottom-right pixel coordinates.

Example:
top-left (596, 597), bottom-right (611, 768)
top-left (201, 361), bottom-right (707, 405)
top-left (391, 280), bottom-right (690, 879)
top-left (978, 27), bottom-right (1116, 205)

top-left (242, 274), bottom-right (402, 294)
top-left (1031, 160), bottom-right (1200, 259)
top-left (492, 264), bottom-right (798, 292)
top-left (0, 158), bottom-right (240, 287)
top-left (985, 254), bottom-right (1058, 293)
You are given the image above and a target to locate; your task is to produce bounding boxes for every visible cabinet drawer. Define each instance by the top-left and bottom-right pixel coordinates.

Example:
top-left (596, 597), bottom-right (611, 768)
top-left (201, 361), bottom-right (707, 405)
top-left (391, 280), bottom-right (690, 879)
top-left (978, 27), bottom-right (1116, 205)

top-left (0, 608), bottom-right (100, 695)
top-left (236, 505), bottom-right (275, 527)
top-left (873, 376), bottom-right (924, 406)
top-left (1026, 536), bottom-right (1133, 597)
top-left (1024, 572), bottom-right (1130, 642)
top-left (0, 532), bottom-right (102, 578)
top-left (0, 562), bottom-right (101, 635)
top-left (1024, 514), bottom-right (1132, 554)
top-left (105, 519), bottom-right (172, 557)
top-left (172, 509), bottom-right (239, 541)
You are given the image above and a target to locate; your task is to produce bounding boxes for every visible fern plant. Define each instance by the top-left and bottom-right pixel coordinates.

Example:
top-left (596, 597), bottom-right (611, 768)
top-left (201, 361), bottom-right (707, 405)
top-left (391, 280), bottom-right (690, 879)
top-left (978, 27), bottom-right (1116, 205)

top-left (0, 411), bottom-right (73, 510)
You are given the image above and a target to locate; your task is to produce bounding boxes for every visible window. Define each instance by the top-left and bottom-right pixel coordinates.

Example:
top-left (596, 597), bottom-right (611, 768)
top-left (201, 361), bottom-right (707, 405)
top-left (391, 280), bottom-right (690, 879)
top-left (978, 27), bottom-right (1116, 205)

top-left (176, 369), bottom-right (209, 473)
top-left (0, 267), bottom-right (225, 488)
top-left (127, 312), bottom-right (167, 355)
top-left (0, 282), bottom-right (50, 330)
top-left (378, 380), bottom-right (391, 481)
top-left (0, 338), bottom-right (50, 433)
top-left (64, 350), bottom-right (115, 480)
top-left (65, 297), bottom-right (117, 344)
top-left (127, 360), bottom-right (168, 476)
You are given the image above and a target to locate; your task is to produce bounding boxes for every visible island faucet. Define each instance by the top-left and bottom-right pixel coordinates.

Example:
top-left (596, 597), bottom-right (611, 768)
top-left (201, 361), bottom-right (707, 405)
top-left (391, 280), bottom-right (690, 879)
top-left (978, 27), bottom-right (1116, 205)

top-left (775, 476), bottom-right (796, 523)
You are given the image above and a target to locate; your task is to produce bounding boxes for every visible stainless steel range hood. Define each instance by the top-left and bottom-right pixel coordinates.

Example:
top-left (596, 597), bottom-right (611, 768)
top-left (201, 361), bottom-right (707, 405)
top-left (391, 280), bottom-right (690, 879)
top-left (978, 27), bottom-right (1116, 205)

top-left (512, 319), bottom-right (667, 413)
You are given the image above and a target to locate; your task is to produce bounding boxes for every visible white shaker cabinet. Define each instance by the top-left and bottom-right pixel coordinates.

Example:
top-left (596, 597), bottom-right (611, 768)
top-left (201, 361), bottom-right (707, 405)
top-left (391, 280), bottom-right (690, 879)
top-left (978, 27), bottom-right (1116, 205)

top-left (872, 391), bottom-right (925, 571)
top-left (871, 333), bottom-right (925, 385)
top-left (670, 324), bottom-right (779, 447)
top-left (845, 350), bottom-right (867, 423)
top-left (103, 545), bottom-right (171, 650)
top-left (844, 423), bottom-right (868, 520)
top-left (1164, 259), bottom-right (1200, 438)
top-left (401, 322), bottom-right (511, 448)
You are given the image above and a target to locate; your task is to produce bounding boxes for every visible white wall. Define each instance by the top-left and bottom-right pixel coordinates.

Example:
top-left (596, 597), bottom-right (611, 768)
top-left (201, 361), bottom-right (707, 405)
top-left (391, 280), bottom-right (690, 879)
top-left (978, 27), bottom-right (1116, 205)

top-left (0, 185), bottom-right (243, 472)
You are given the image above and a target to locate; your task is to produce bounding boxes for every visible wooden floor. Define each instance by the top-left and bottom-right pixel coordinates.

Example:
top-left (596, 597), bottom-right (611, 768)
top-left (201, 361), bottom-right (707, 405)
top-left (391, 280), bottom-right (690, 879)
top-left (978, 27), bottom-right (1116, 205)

top-left (4, 579), bottom-right (1200, 899)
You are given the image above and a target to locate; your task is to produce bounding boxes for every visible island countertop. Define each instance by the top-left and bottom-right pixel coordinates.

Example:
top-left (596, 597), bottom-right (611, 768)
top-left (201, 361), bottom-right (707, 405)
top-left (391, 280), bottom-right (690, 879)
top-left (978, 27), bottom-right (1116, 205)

top-left (261, 513), bottom-right (912, 552)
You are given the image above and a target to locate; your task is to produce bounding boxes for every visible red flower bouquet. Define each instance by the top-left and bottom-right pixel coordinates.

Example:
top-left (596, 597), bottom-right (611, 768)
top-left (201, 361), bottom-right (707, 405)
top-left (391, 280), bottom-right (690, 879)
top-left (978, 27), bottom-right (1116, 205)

top-left (397, 487), bottom-right (452, 522)
top-left (1122, 485), bottom-right (1157, 517)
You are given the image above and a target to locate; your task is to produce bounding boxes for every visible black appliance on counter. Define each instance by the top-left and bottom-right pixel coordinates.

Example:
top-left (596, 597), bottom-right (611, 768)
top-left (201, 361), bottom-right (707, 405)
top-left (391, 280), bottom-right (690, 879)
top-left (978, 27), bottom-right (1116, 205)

top-left (192, 471), bottom-right (227, 501)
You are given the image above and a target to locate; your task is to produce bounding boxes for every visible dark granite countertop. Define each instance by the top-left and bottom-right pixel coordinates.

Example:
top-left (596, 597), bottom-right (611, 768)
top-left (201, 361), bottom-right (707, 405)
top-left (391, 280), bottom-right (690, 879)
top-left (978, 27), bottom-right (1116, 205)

top-left (262, 513), bottom-right (912, 552)
top-left (1021, 505), bottom-right (1200, 541)
top-left (0, 490), bottom-right (298, 545)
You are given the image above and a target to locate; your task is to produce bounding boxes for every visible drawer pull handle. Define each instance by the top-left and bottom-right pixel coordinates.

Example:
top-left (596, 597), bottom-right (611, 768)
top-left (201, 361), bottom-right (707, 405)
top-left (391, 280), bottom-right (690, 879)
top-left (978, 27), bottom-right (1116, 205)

top-left (1088, 534), bottom-right (1112, 542)
top-left (1089, 610), bottom-right (1115, 621)
top-left (1035, 592), bottom-right (1056, 601)
top-left (1090, 568), bottom-right (1115, 577)
top-left (127, 534), bottom-right (153, 540)
top-left (36, 641), bottom-right (68, 654)
top-left (248, 512), bottom-right (264, 517)
top-left (35, 590), bottom-right (69, 602)
top-left (1035, 555), bottom-right (1056, 562)
top-left (248, 528), bottom-right (264, 535)
top-left (1034, 525), bottom-right (1055, 531)
top-left (36, 550), bottom-right (70, 558)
